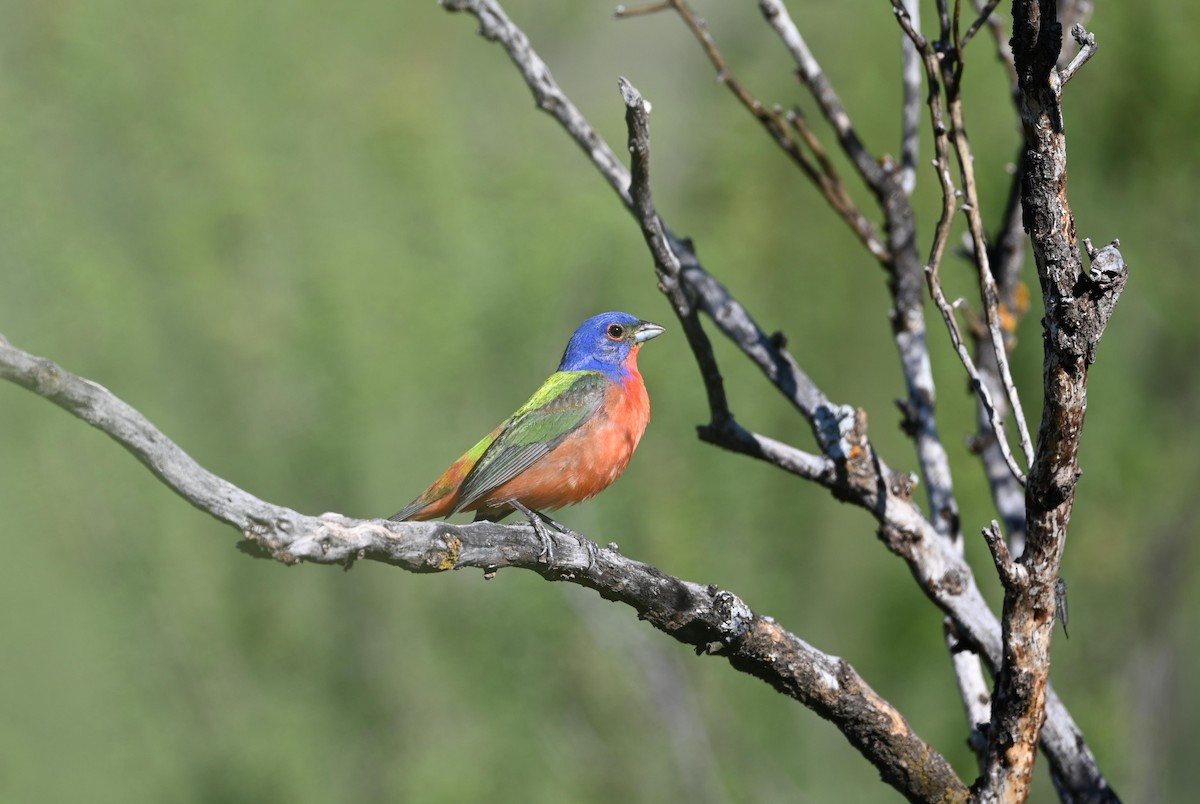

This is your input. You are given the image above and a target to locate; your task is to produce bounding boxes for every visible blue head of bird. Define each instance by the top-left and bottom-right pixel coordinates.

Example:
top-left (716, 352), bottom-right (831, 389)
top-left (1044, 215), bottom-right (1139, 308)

top-left (557, 312), bottom-right (665, 380)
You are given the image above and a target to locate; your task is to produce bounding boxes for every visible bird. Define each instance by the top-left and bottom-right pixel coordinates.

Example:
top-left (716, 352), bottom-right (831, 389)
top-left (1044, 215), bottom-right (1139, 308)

top-left (389, 311), bottom-right (664, 558)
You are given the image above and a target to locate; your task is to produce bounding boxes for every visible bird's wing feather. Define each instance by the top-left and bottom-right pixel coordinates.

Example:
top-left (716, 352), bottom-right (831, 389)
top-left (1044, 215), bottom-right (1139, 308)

top-left (452, 371), bottom-right (608, 512)
top-left (388, 422), bottom-right (506, 521)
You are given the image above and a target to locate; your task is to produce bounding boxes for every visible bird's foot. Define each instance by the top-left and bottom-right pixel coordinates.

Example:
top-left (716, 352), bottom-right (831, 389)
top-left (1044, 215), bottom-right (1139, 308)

top-left (507, 499), bottom-right (556, 564)
top-left (506, 500), bottom-right (596, 569)
top-left (538, 513), bottom-right (597, 569)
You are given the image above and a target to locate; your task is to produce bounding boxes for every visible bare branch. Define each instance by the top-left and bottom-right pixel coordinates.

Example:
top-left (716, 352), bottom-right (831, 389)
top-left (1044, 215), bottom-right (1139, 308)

top-left (1059, 23), bottom-right (1098, 84)
top-left (757, 0), bottom-right (886, 190)
top-left (890, 3), bottom-right (1028, 486)
top-left (899, 0), bottom-right (922, 194)
top-left (973, 1), bottom-right (1130, 799)
top-left (945, 618), bottom-right (992, 767)
top-left (974, 155), bottom-right (1031, 555)
top-left (612, 1), bottom-right (671, 18)
top-left (942, 69), bottom-right (1038, 471)
top-left (0, 330), bottom-right (969, 804)
top-left (963, 0), bottom-right (1002, 48)
top-left (632, 0), bottom-right (889, 262)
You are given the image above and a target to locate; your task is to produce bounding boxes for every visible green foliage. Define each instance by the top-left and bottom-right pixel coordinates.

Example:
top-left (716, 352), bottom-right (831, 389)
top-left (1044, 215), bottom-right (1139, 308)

top-left (2, 2), bottom-right (1197, 801)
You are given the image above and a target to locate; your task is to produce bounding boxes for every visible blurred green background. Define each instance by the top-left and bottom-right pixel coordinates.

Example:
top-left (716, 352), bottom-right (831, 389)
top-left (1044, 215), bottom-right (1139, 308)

top-left (1, 1), bottom-right (1196, 801)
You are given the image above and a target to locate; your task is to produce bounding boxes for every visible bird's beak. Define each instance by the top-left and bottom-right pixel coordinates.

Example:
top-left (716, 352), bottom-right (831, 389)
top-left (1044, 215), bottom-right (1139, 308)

top-left (633, 321), bottom-right (666, 343)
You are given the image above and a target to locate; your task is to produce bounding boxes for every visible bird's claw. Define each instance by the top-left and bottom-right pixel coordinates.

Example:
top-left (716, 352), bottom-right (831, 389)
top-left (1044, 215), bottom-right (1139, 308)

top-left (529, 515), bottom-right (556, 564)
top-left (507, 499), bottom-right (555, 564)
top-left (538, 512), bottom-right (597, 569)
top-left (506, 499), bottom-right (596, 569)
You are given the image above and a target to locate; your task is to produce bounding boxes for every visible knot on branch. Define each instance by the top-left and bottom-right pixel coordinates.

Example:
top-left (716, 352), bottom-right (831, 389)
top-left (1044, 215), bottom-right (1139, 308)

top-left (816, 404), bottom-right (875, 494)
top-left (712, 589), bottom-right (753, 639)
top-left (876, 522), bottom-right (923, 563)
top-left (1079, 238), bottom-right (1129, 363)
top-left (888, 470), bottom-right (919, 502)
top-left (894, 397), bottom-right (920, 437)
top-left (1044, 237), bottom-right (1128, 365)
top-left (815, 403), bottom-right (859, 460)
top-left (31, 357), bottom-right (68, 398)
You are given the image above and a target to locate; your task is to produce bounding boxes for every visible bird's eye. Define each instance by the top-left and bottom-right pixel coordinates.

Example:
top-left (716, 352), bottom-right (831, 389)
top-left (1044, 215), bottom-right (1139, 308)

top-left (607, 324), bottom-right (625, 340)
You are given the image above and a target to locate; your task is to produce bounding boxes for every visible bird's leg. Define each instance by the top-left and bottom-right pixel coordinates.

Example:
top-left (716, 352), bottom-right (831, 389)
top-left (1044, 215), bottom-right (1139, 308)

top-left (539, 513), bottom-right (597, 569)
top-left (508, 500), bottom-right (597, 569)
top-left (505, 499), bottom-right (556, 564)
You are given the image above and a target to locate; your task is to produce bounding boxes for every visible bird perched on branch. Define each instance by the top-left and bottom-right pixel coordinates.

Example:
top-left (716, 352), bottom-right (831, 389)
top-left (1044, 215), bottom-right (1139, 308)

top-left (389, 311), bottom-right (665, 557)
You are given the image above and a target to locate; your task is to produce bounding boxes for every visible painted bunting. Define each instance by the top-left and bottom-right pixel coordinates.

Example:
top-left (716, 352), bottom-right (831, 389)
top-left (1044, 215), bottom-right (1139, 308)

top-left (390, 312), bottom-right (664, 552)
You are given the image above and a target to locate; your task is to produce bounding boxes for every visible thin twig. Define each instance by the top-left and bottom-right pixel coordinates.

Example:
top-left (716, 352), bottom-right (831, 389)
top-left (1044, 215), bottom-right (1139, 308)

top-left (784, 108), bottom-right (843, 196)
top-left (613, 1), bottom-right (671, 18)
top-left (1060, 24), bottom-right (1098, 84)
top-left (898, 0), bottom-right (922, 195)
top-left (757, 0), bottom-right (887, 191)
top-left (944, 81), bottom-right (1037, 470)
top-left (891, 1), bottom-right (1028, 485)
top-left (632, 0), bottom-right (889, 262)
top-left (963, 0), bottom-right (1001, 48)
top-left (974, 152), bottom-right (1030, 555)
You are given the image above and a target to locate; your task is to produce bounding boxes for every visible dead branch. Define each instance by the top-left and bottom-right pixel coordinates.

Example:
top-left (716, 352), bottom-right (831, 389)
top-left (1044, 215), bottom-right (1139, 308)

top-left (972, 3), bottom-right (1128, 801)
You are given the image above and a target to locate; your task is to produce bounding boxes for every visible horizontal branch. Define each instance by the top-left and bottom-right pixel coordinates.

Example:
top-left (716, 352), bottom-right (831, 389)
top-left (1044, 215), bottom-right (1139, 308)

top-left (0, 331), bottom-right (967, 803)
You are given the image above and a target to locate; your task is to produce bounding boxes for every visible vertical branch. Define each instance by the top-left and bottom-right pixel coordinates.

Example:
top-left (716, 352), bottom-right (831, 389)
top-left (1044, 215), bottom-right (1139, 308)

top-left (898, 0), bottom-right (922, 195)
top-left (967, 0), bottom-right (1028, 554)
top-left (944, 74), bottom-right (1037, 471)
top-left (973, 156), bottom-right (1031, 555)
top-left (618, 78), bottom-right (733, 425)
top-left (975, 2), bottom-right (1128, 800)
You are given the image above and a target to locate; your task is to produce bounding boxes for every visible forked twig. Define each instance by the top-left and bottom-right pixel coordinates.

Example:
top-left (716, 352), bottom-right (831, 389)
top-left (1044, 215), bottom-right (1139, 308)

top-left (616, 0), bottom-right (889, 262)
top-left (890, 3), bottom-right (1029, 485)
